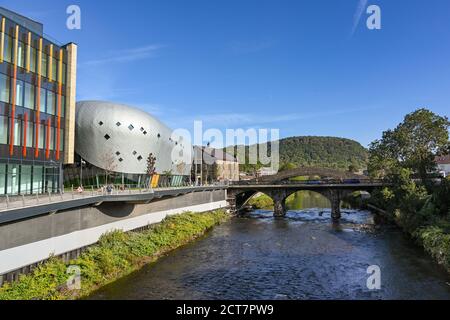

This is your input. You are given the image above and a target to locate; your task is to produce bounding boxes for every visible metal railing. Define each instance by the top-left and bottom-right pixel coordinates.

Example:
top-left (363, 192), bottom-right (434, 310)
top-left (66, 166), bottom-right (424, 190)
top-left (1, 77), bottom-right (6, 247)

top-left (230, 179), bottom-right (389, 186)
top-left (0, 183), bottom-right (227, 212)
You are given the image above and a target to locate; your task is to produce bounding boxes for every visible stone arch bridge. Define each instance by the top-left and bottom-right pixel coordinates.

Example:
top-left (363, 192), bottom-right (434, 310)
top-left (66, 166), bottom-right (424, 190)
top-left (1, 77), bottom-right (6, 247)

top-left (227, 180), bottom-right (387, 220)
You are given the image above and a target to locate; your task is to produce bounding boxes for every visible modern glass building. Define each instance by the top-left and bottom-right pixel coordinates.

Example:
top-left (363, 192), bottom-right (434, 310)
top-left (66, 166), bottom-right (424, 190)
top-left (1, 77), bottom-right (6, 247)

top-left (0, 7), bottom-right (77, 196)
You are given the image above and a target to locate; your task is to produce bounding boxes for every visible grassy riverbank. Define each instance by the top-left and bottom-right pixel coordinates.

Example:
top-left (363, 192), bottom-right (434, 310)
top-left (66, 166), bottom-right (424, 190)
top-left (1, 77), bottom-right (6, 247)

top-left (0, 210), bottom-right (230, 300)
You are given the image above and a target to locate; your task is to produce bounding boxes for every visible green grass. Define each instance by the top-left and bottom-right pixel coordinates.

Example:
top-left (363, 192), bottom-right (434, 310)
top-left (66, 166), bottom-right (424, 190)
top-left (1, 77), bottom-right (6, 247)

top-left (0, 210), bottom-right (230, 300)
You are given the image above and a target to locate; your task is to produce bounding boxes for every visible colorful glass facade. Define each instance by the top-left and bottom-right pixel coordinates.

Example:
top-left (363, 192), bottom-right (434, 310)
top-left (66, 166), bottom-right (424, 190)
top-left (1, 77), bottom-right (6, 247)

top-left (0, 7), bottom-right (76, 195)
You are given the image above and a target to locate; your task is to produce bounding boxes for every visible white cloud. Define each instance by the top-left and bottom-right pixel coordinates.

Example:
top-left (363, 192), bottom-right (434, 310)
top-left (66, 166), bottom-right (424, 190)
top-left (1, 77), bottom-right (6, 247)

top-left (79, 44), bottom-right (165, 67)
top-left (351, 0), bottom-right (368, 36)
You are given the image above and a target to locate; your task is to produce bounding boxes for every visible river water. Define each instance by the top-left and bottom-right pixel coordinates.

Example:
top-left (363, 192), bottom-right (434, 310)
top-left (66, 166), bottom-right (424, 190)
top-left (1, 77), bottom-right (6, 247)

top-left (90, 192), bottom-right (450, 300)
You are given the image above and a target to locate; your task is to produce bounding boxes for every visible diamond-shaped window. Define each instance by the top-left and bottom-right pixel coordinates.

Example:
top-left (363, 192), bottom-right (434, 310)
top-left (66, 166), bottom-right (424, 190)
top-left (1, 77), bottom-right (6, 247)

top-left (104, 134), bottom-right (111, 140)
top-left (128, 124), bottom-right (134, 131)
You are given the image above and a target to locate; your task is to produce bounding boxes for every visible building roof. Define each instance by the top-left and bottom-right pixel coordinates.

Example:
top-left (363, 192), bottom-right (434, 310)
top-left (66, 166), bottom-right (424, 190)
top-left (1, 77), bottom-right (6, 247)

top-left (435, 155), bottom-right (450, 165)
top-left (193, 146), bottom-right (238, 163)
top-left (0, 7), bottom-right (43, 36)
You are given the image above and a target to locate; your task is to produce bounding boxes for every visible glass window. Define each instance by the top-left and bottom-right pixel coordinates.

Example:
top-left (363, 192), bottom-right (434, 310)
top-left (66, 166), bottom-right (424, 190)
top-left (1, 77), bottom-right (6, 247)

top-left (24, 82), bottom-right (35, 109)
top-left (38, 123), bottom-right (44, 149)
top-left (32, 166), bottom-right (43, 194)
top-left (30, 46), bottom-right (36, 73)
top-left (7, 164), bottom-right (19, 195)
top-left (49, 126), bottom-right (55, 150)
top-left (17, 41), bottom-right (24, 68)
top-left (46, 90), bottom-right (55, 115)
top-left (41, 52), bottom-right (47, 78)
top-left (15, 79), bottom-right (24, 107)
top-left (59, 128), bottom-right (64, 151)
top-left (13, 118), bottom-right (21, 146)
top-left (0, 163), bottom-right (5, 195)
top-left (22, 119), bottom-right (33, 148)
top-left (0, 115), bottom-right (7, 144)
top-left (61, 95), bottom-right (66, 118)
top-left (51, 57), bottom-right (57, 81)
top-left (4, 35), bottom-right (12, 63)
top-left (20, 165), bottom-right (32, 194)
top-left (62, 63), bottom-right (67, 85)
top-left (0, 73), bottom-right (10, 103)
top-left (40, 88), bottom-right (46, 111)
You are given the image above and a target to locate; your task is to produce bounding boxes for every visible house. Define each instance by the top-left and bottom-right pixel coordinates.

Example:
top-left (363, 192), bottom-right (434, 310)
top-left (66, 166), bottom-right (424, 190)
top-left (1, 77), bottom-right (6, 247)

top-left (435, 155), bottom-right (450, 177)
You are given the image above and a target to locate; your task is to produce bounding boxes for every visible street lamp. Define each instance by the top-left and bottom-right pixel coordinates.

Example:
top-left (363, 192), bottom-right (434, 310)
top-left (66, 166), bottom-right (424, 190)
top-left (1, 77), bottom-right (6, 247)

top-left (80, 158), bottom-right (86, 188)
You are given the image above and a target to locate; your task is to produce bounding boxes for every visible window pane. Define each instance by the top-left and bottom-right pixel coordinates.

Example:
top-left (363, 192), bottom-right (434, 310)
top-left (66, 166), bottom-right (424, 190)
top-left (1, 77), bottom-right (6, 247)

top-left (22, 119), bottom-right (33, 148)
top-left (20, 165), bottom-right (32, 194)
top-left (0, 163), bottom-right (5, 195)
top-left (61, 95), bottom-right (66, 118)
top-left (40, 88), bottom-right (46, 111)
top-left (51, 57), bottom-right (57, 81)
top-left (15, 79), bottom-right (24, 107)
top-left (0, 115), bottom-right (7, 144)
top-left (24, 82), bottom-right (35, 109)
top-left (33, 166), bottom-right (43, 194)
top-left (13, 118), bottom-right (21, 146)
top-left (17, 41), bottom-right (24, 68)
top-left (7, 164), bottom-right (19, 195)
top-left (30, 47), bottom-right (36, 73)
top-left (41, 53), bottom-right (47, 77)
top-left (50, 126), bottom-right (55, 150)
top-left (4, 35), bottom-right (12, 63)
top-left (62, 63), bottom-right (67, 85)
top-left (60, 128), bottom-right (64, 151)
top-left (0, 73), bottom-right (10, 103)
top-left (38, 123), bottom-right (44, 149)
top-left (46, 90), bottom-right (55, 115)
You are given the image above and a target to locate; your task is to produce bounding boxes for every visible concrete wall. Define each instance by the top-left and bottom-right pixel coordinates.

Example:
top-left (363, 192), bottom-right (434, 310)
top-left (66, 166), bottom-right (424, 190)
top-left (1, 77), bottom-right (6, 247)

top-left (0, 189), bottom-right (227, 277)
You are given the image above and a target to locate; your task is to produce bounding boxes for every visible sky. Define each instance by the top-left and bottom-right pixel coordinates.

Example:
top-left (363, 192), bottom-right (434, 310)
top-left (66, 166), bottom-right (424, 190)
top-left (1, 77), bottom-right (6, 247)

top-left (2, 0), bottom-right (450, 148)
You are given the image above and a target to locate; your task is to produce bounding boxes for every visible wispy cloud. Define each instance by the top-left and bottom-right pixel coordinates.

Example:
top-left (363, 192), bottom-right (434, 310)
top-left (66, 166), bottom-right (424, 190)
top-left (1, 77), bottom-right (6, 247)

top-left (351, 0), bottom-right (368, 36)
top-left (169, 106), bottom-right (383, 129)
top-left (79, 44), bottom-right (165, 67)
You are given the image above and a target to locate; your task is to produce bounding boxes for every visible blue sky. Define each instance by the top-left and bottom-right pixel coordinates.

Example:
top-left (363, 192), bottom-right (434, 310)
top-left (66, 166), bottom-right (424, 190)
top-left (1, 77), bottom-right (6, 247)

top-left (2, 0), bottom-right (450, 147)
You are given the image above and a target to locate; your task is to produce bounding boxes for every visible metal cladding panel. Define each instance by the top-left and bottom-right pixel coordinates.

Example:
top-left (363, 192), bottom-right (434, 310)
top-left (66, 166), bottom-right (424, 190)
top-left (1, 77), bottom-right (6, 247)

top-left (75, 101), bottom-right (192, 175)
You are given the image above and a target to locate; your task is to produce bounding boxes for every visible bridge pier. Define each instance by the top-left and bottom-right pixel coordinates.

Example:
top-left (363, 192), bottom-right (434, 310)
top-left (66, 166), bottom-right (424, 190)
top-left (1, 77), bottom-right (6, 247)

top-left (329, 193), bottom-right (341, 221)
top-left (273, 196), bottom-right (287, 217)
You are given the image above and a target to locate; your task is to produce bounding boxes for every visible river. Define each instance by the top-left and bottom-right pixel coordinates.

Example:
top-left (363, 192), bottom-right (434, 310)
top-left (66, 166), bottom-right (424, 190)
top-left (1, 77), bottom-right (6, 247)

top-left (89, 191), bottom-right (450, 300)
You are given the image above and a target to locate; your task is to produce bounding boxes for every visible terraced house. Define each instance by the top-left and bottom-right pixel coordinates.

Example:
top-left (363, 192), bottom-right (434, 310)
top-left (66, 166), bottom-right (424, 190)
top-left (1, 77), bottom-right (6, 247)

top-left (0, 7), bottom-right (77, 196)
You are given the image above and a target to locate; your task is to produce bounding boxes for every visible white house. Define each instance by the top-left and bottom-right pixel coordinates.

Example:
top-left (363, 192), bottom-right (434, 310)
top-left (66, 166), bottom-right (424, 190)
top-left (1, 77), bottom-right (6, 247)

top-left (435, 155), bottom-right (450, 177)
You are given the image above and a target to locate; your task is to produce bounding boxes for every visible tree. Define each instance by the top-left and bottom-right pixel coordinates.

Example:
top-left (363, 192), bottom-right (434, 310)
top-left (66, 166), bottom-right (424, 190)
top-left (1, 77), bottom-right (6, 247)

top-left (368, 108), bottom-right (450, 181)
top-left (99, 151), bottom-right (118, 185)
top-left (146, 153), bottom-right (157, 176)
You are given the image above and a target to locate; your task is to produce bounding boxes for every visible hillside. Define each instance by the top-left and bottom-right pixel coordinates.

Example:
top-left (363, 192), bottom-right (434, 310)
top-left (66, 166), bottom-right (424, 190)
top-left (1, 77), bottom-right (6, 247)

top-left (279, 136), bottom-right (368, 170)
top-left (234, 136), bottom-right (368, 173)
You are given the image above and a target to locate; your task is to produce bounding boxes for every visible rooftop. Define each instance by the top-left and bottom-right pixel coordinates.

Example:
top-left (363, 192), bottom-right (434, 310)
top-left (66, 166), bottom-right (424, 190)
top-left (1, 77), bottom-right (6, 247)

top-left (435, 155), bottom-right (450, 165)
top-left (0, 7), bottom-right (43, 36)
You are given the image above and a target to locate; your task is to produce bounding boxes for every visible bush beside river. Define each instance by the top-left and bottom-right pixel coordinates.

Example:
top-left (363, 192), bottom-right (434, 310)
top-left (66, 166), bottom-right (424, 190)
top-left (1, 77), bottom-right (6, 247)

top-left (0, 210), bottom-right (230, 300)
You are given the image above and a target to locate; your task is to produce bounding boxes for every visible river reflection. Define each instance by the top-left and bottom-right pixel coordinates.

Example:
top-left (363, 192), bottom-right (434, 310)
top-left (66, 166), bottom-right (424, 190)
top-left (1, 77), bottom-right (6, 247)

top-left (89, 205), bottom-right (450, 300)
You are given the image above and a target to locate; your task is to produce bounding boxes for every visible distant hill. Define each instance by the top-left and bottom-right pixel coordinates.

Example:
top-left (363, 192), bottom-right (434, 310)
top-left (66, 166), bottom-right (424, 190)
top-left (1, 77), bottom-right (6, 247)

top-left (232, 136), bottom-right (368, 173)
top-left (279, 136), bottom-right (368, 170)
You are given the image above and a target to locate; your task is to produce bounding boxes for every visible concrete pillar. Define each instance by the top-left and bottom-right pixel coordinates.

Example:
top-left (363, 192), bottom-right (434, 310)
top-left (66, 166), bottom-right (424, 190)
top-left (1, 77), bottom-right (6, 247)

top-left (63, 42), bottom-right (77, 165)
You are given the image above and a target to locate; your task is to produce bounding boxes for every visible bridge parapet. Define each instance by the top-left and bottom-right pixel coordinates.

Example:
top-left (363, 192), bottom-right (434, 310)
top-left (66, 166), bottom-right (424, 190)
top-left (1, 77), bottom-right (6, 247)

top-left (227, 180), bottom-right (389, 219)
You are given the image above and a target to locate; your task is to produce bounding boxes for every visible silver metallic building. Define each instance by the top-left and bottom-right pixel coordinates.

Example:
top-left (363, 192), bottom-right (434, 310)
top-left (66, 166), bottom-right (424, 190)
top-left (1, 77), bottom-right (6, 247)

top-left (75, 101), bottom-right (191, 179)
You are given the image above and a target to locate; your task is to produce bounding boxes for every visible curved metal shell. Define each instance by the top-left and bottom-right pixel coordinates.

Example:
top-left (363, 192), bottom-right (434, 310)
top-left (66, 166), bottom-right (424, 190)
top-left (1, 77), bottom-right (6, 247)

top-left (75, 101), bottom-right (191, 175)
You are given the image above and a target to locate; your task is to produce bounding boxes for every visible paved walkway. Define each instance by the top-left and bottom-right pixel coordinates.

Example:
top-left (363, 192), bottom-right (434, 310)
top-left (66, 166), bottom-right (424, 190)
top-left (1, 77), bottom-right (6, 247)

top-left (0, 186), bottom-right (219, 213)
